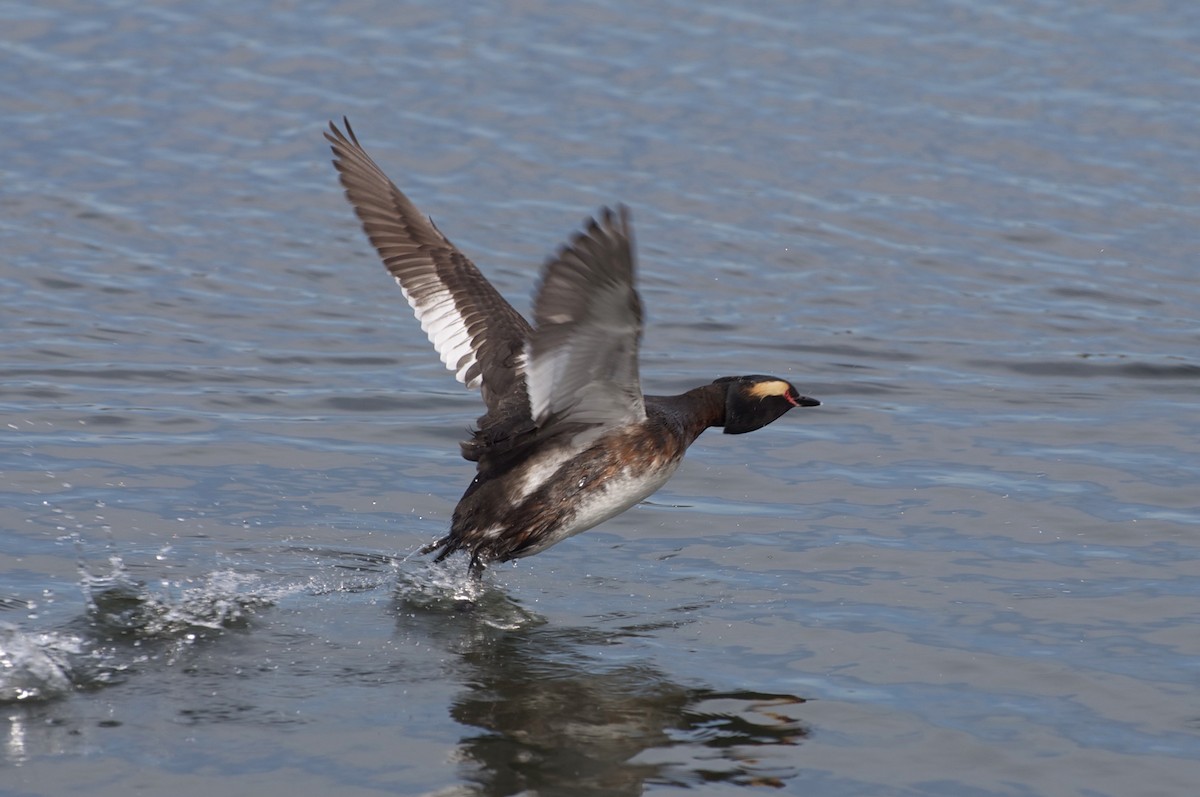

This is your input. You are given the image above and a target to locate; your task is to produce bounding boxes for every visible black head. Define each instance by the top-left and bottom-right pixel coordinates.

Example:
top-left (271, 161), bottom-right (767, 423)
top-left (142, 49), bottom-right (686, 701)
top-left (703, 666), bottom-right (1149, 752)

top-left (714, 375), bottom-right (820, 435)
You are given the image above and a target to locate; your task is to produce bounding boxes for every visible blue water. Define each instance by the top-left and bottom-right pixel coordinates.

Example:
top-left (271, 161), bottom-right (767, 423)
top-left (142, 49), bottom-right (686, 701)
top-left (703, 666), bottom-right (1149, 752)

top-left (3, 1), bottom-right (1199, 795)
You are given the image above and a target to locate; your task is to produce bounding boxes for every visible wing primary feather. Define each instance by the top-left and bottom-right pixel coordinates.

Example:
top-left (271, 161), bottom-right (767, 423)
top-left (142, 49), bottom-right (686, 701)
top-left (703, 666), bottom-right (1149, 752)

top-left (325, 120), bottom-right (533, 421)
top-left (525, 205), bottom-right (645, 430)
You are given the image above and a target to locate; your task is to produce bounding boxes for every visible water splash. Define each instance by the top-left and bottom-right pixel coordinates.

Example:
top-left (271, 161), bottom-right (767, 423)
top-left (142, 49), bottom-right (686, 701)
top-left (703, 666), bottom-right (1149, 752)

top-left (83, 565), bottom-right (273, 639)
top-left (0, 555), bottom-right (281, 704)
top-left (0, 625), bottom-right (81, 703)
top-left (393, 560), bottom-right (543, 631)
top-left (2, 539), bottom-right (545, 704)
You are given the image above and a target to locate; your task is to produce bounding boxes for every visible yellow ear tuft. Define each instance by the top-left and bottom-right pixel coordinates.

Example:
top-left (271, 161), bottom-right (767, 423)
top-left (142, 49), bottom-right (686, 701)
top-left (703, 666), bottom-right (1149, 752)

top-left (746, 379), bottom-right (792, 399)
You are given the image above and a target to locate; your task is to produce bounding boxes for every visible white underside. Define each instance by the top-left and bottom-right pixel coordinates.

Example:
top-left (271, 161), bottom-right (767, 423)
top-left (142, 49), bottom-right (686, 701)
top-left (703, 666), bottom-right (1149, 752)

top-left (514, 459), bottom-right (682, 558)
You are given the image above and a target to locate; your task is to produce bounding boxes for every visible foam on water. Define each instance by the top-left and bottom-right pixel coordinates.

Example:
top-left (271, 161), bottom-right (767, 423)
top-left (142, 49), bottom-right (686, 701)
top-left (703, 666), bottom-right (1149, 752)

top-left (0, 538), bottom-right (545, 705)
top-left (0, 626), bottom-right (81, 703)
top-left (0, 555), bottom-right (287, 704)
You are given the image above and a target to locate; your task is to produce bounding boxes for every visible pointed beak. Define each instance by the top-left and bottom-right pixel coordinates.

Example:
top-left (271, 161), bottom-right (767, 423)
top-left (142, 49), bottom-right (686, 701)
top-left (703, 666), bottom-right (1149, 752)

top-left (793, 395), bottom-right (820, 408)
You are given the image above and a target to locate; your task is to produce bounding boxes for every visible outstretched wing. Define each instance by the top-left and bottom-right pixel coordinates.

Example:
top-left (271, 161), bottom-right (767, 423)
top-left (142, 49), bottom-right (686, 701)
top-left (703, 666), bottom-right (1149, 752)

top-left (325, 119), bottom-right (532, 415)
top-left (525, 205), bottom-right (645, 430)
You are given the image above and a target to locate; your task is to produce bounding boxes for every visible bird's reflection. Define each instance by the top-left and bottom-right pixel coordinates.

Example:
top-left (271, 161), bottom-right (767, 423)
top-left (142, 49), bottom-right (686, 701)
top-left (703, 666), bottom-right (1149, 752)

top-left (393, 578), bottom-right (809, 794)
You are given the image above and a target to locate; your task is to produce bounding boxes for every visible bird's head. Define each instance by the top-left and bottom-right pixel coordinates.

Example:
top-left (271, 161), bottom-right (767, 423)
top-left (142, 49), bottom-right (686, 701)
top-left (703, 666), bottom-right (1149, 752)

top-left (714, 375), bottom-right (820, 434)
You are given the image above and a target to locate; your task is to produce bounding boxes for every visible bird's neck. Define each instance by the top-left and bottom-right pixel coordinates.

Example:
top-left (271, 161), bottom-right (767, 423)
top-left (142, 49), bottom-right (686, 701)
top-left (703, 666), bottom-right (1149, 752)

top-left (646, 383), bottom-right (726, 444)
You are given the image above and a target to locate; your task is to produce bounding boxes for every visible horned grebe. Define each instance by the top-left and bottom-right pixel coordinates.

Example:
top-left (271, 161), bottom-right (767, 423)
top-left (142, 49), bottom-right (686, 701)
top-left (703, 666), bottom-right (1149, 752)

top-left (325, 119), bottom-right (819, 576)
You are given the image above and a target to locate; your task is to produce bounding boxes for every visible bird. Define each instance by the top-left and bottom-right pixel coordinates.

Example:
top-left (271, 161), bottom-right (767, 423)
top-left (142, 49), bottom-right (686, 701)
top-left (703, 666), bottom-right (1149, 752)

top-left (325, 118), bottom-right (819, 577)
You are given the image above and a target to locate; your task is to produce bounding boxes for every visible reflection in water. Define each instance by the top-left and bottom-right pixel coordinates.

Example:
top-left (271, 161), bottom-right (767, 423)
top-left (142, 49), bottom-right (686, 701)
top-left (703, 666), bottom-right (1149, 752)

top-left (393, 582), bottom-right (809, 793)
top-left (4, 556), bottom-right (808, 789)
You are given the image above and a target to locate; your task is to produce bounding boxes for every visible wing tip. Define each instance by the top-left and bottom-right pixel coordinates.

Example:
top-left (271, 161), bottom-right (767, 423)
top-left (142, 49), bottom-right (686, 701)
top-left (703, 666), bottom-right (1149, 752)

top-left (325, 116), bottom-right (358, 146)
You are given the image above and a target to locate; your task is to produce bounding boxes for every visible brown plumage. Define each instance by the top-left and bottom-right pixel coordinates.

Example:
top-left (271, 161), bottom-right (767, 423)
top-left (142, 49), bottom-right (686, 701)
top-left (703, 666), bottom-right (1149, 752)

top-left (325, 119), bottom-right (819, 576)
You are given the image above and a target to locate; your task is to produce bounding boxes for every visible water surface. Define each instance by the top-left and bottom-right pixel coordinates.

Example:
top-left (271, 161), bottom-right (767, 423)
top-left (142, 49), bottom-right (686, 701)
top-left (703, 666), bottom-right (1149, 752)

top-left (2, 1), bottom-right (1198, 795)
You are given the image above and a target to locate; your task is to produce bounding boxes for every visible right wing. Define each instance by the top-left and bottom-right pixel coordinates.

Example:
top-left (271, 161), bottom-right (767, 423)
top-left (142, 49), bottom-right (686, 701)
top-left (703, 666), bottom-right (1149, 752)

top-left (325, 119), bottom-right (532, 415)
